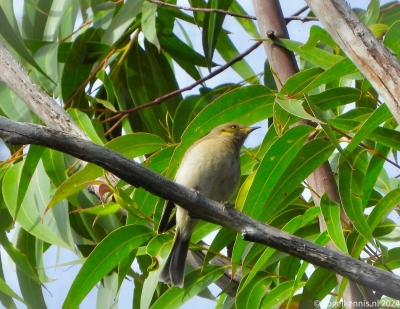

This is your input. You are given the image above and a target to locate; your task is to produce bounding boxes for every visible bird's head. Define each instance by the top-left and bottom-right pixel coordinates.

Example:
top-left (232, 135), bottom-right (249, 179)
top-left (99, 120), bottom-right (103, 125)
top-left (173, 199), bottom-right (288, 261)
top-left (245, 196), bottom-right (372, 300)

top-left (209, 122), bottom-right (260, 147)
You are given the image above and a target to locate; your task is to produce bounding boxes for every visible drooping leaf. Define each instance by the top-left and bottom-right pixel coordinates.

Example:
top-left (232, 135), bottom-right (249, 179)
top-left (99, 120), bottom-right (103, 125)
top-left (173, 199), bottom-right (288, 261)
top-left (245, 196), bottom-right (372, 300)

top-left (320, 193), bottom-right (348, 253)
top-left (202, 0), bottom-right (234, 69)
top-left (149, 265), bottom-right (225, 309)
top-left (298, 268), bottom-right (337, 309)
top-left (63, 225), bottom-right (154, 309)
top-left (339, 148), bottom-right (374, 244)
top-left (236, 272), bottom-right (272, 309)
top-left (260, 280), bottom-right (306, 309)
top-left (3, 162), bottom-right (75, 249)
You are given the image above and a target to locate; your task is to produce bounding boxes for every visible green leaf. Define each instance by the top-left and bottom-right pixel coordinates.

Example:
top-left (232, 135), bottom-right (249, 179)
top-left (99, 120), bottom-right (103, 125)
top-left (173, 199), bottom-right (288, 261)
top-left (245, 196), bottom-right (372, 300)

top-left (362, 145), bottom-right (390, 209)
top-left (241, 207), bottom-right (321, 289)
top-left (301, 26), bottom-right (336, 50)
top-left (216, 31), bottom-right (258, 83)
top-left (264, 137), bottom-right (334, 221)
top-left (364, 188), bottom-right (400, 243)
top-left (16, 228), bottom-right (47, 309)
top-left (0, 83), bottom-right (37, 123)
top-left (241, 125), bottom-right (314, 221)
top-left (71, 202), bottom-right (120, 215)
top-left (236, 272), bottom-right (272, 309)
top-left (230, 1), bottom-right (259, 37)
top-left (305, 94), bottom-right (348, 160)
top-left (203, 228), bottom-right (236, 267)
top-left (309, 87), bottom-right (361, 111)
top-left (260, 280), bottom-right (306, 309)
top-left (17, 145), bottom-right (45, 220)
top-left (275, 97), bottom-right (323, 124)
top-left (298, 268), bottom-right (337, 309)
top-left (320, 193), bottom-right (348, 253)
top-left (3, 162), bottom-right (74, 249)
top-left (125, 42), bottom-right (169, 140)
top-left (61, 28), bottom-right (102, 101)
top-left (0, 209), bottom-right (41, 286)
top-left (269, 38), bottom-right (343, 69)
top-left (63, 225), bottom-right (154, 309)
top-left (96, 273), bottom-right (119, 308)
top-left (281, 67), bottom-right (324, 97)
top-left (105, 133), bottom-right (167, 158)
top-left (374, 247), bottom-right (400, 270)
top-left (42, 149), bottom-right (68, 187)
top-left (373, 217), bottom-right (396, 237)
top-left (339, 148), bottom-right (374, 243)
top-left (93, 2), bottom-right (116, 30)
top-left (45, 163), bottom-right (103, 212)
top-left (142, 1), bottom-right (159, 50)
top-left (159, 26), bottom-right (213, 68)
top-left (329, 109), bottom-right (400, 150)
top-left (346, 103), bottom-right (392, 152)
top-left (384, 21), bottom-right (400, 61)
top-left (144, 40), bottom-right (182, 118)
top-left (302, 57), bottom-right (360, 94)
top-left (362, 0), bottom-right (380, 25)
top-left (202, 0), bottom-right (234, 69)
top-left (67, 109), bottom-right (104, 145)
top-left (150, 265), bottom-right (225, 309)
top-left (102, 0), bottom-right (144, 45)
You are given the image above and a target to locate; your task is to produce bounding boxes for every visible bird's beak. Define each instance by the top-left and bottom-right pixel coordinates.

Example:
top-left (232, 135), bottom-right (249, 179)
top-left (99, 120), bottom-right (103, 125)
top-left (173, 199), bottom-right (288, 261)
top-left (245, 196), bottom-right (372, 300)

top-left (241, 126), bottom-right (261, 134)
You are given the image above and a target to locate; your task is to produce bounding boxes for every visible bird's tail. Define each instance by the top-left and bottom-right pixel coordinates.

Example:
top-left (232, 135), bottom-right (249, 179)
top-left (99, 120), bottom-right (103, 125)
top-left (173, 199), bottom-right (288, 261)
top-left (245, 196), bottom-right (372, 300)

top-left (159, 229), bottom-right (190, 287)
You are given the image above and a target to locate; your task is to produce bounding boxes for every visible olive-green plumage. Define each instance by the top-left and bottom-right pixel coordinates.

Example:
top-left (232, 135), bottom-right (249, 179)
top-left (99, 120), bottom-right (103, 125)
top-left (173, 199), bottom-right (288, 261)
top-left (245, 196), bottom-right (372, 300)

top-left (158, 123), bottom-right (259, 287)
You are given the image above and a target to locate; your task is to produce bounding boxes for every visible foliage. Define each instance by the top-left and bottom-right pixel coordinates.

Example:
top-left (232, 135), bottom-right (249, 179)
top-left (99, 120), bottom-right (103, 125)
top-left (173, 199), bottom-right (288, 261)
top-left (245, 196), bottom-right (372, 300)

top-left (0, 0), bottom-right (399, 308)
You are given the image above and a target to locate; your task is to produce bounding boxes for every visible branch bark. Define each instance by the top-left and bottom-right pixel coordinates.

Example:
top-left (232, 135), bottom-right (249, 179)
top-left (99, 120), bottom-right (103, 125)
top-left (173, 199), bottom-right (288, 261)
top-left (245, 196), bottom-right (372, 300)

top-left (0, 116), bottom-right (399, 300)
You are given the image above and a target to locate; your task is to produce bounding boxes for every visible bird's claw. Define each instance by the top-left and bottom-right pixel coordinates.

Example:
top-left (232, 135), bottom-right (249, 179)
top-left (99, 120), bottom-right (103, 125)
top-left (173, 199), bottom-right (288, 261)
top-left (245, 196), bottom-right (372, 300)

top-left (190, 188), bottom-right (199, 195)
top-left (220, 201), bottom-right (231, 212)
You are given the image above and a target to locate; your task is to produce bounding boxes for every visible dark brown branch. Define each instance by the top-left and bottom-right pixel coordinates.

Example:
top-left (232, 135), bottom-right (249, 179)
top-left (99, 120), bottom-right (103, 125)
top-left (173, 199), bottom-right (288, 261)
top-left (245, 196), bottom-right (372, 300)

top-left (1, 116), bottom-right (399, 300)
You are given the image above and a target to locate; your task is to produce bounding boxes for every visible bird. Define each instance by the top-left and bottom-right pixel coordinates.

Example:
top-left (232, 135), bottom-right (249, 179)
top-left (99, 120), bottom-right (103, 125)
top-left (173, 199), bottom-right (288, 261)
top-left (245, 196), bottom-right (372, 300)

top-left (158, 122), bottom-right (260, 287)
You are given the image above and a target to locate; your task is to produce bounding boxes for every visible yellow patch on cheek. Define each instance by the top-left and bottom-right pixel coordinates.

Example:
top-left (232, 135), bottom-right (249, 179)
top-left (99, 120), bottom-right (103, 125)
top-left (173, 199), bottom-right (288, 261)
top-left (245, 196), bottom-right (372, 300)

top-left (221, 131), bottom-right (233, 135)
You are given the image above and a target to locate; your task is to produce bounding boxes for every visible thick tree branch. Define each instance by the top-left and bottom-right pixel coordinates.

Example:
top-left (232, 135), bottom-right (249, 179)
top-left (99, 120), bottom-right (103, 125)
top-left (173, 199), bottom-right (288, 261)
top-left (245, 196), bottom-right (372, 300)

top-left (304, 0), bottom-right (400, 126)
top-left (0, 42), bottom-right (87, 139)
top-left (0, 116), bottom-right (399, 300)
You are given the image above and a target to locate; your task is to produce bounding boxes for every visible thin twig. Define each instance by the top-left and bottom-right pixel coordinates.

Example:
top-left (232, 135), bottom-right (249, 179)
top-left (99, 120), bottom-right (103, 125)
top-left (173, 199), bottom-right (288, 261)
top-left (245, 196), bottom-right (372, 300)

top-left (285, 16), bottom-right (318, 22)
top-left (102, 41), bottom-right (263, 135)
top-left (147, 0), bottom-right (317, 23)
top-left (147, 0), bottom-right (257, 20)
top-left (380, 2), bottom-right (400, 13)
top-left (290, 5), bottom-right (310, 17)
top-left (59, 20), bottom-right (93, 45)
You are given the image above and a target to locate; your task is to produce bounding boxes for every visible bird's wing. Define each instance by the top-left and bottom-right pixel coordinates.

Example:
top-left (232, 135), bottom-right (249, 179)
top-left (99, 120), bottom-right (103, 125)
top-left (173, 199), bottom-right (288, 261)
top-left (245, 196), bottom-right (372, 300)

top-left (157, 200), bottom-right (176, 234)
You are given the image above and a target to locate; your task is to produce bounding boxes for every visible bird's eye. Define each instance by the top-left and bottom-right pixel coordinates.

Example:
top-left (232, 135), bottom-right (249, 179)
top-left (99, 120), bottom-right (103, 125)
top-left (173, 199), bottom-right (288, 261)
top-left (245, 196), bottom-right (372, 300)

top-left (230, 125), bottom-right (238, 129)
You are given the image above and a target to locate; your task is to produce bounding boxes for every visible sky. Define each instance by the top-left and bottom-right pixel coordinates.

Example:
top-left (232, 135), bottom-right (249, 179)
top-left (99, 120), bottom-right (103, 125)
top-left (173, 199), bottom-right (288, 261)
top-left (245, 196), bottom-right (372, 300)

top-left (0, 1), bottom-right (398, 309)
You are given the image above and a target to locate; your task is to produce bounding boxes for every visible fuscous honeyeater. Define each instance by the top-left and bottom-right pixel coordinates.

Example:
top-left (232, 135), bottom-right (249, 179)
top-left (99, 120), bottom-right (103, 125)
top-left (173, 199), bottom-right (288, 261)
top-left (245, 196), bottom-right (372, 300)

top-left (158, 122), bottom-right (259, 287)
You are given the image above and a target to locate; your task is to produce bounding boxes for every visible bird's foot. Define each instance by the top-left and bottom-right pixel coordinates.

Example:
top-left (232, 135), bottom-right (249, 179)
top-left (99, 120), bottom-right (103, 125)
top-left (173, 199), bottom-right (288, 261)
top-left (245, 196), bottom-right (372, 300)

top-left (190, 188), bottom-right (199, 195)
top-left (220, 201), bottom-right (231, 212)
